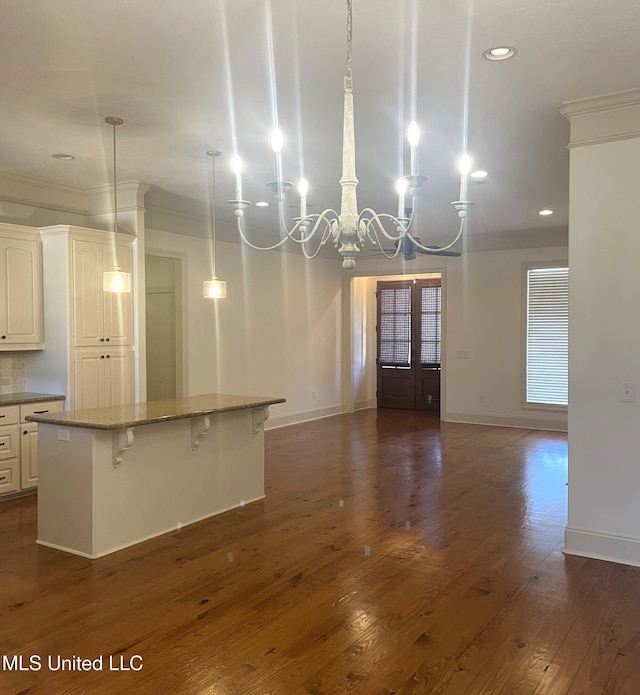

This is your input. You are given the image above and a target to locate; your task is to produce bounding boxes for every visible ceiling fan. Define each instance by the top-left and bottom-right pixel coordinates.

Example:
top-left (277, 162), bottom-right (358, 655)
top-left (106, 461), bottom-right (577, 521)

top-left (390, 236), bottom-right (462, 260)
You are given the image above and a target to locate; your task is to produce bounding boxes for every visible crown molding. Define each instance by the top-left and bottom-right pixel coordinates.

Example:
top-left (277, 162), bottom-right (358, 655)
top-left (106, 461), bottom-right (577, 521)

top-left (86, 180), bottom-right (151, 214)
top-left (558, 89), bottom-right (640, 147)
top-left (0, 171), bottom-right (89, 213)
top-left (558, 88), bottom-right (640, 119)
top-left (0, 171), bottom-right (151, 219)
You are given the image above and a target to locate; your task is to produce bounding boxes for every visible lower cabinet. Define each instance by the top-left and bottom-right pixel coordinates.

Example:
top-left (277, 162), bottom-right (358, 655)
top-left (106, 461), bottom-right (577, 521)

top-left (0, 399), bottom-right (64, 497)
top-left (73, 347), bottom-right (134, 410)
top-left (20, 423), bottom-right (38, 490)
top-left (0, 409), bottom-right (20, 494)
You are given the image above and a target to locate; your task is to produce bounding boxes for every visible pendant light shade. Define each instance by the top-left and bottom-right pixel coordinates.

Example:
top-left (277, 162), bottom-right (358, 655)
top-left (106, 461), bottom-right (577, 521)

top-left (204, 278), bottom-right (227, 299)
top-left (103, 270), bottom-right (132, 293)
top-left (103, 116), bottom-right (132, 293)
top-left (204, 150), bottom-right (227, 299)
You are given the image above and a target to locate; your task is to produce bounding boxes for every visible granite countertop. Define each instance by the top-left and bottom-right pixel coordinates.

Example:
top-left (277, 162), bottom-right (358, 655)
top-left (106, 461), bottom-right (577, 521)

top-left (25, 393), bottom-right (286, 430)
top-left (0, 392), bottom-right (66, 407)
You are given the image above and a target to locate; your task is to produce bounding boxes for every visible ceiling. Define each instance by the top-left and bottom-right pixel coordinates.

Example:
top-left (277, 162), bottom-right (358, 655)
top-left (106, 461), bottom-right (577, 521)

top-left (1, 0), bottom-right (639, 257)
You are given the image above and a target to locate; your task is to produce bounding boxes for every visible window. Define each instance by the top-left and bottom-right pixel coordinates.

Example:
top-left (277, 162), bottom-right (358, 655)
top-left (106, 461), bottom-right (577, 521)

top-left (378, 283), bottom-right (412, 366)
top-left (420, 283), bottom-right (441, 366)
top-left (525, 265), bottom-right (568, 406)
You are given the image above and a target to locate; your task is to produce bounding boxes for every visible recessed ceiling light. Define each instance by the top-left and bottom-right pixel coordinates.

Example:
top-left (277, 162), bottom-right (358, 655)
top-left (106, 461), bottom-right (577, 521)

top-left (471, 170), bottom-right (488, 180)
top-left (52, 153), bottom-right (76, 160)
top-left (539, 209), bottom-right (554, 216)
top-left (482, 46), bottom-right (517, 61)
top-left (255, 201), bottom-right (269, 207)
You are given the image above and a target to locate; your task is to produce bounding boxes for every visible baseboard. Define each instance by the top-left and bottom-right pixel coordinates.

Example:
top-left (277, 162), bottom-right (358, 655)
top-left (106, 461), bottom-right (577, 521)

top-left (564, 526), bottom-right (640, 568)
top-left (37, 495), bottom-right (266, 559)
top-left (264, 405), bottom-right (567, 432)
top-left (265, 404), bottom-right (344, 430)
top-left (443, 410), bottom-right (567, 432)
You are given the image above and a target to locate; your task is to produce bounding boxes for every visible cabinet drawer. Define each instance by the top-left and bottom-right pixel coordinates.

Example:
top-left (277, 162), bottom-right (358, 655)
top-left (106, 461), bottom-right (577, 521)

top-left (0, 405), bottom-right (19, 426)
top-left (20, 400), bottom-right (64, 423)
top-left (0, 424), bottom-right (20, 460)
top-left (0, 459), bottom-right (19, 494)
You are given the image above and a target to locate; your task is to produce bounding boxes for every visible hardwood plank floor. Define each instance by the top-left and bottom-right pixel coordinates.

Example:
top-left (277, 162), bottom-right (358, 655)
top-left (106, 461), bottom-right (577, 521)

top-left (1, 409), bottom-right (639, 694)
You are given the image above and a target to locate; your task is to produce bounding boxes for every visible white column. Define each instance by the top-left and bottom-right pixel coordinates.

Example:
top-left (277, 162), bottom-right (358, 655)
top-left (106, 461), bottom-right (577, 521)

top-left (560, 89), bottom-right (640, 566)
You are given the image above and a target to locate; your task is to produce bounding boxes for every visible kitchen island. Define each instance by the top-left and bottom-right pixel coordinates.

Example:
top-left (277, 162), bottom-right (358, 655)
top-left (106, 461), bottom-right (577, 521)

top-left (27, 393), bottom-right (285, 558)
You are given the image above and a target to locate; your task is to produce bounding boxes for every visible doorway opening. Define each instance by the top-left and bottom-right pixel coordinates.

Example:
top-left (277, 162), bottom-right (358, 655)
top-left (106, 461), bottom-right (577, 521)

top-left (377, 277), bottom-right (442, 412)
top-left (145, 254), bottom-right (184, 401)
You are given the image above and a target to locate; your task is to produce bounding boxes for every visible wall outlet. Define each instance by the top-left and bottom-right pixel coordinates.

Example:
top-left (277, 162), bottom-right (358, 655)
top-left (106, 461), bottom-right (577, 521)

top-left (620, 382), bottom-right (635, 402)
top-left (479, 393), bottom-right (485, 403)
top-left (57, 429), bottom-right (70, 442)
top-left (456, 350), bottom-right (470, 359)
top-left (311, 390), bottom-right (317, 400)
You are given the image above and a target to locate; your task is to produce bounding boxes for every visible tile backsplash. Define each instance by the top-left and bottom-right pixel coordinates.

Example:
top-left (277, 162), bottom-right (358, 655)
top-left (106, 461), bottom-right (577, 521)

top-left (0, 356), bottom-right (26, 394)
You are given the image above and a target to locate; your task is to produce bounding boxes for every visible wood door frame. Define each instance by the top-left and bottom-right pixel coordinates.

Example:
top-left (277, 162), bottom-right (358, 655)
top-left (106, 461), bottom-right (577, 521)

top-left (345, 271), bottom-right (446, 417)
top-left (144, 250), bottom-right (187, 399)
top-left (376, 277), bottom-right (442, 411)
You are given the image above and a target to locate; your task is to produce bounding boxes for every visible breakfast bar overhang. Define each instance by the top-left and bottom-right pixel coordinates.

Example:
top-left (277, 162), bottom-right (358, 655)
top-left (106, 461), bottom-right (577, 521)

top-left (27, 393), bottom-right (285, 559)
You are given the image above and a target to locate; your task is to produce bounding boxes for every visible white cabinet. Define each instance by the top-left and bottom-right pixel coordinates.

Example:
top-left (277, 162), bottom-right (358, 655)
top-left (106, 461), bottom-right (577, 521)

top-left (71, 238), bottom-right (134, 409)
top-left (27, 226), bottom-right (136, 410)
top-left (0, 406), bottom-right (20, 495)
top-left (0, 225), bottom-right (43, 351)
top-left (73, 347), bottom-right (134, 410)
top-left (20, 424), bottom-right (38, 490)
top-left (19, 400), bottom-right (64, 490)
top-left (0, 399), bottom-right (63, 497)
top-left (73, 238), bottom-right (133, 347)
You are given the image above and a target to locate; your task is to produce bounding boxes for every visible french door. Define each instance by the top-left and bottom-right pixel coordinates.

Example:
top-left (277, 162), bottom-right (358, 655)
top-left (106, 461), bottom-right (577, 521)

top-left (376, 278), bottom-right (442, 411)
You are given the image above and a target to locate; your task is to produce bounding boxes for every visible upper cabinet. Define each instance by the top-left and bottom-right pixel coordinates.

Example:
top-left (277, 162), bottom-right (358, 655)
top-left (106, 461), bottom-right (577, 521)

top-left (72, 238), bottom-right (133, 347)
top-left (0, 225), bottom-right (43, 351)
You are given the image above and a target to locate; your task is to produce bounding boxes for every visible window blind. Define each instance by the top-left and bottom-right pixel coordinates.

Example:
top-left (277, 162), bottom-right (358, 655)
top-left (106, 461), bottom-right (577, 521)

top-left (420, 285), bottom-right (441, 365)
top-left (526, 267), bottom-right (568, 406)
top-left (378, 285), bottom-right (411, 366)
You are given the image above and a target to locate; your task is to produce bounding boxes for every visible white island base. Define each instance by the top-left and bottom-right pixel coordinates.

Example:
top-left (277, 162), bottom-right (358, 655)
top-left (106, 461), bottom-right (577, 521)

top-left (32, 396), bottom-right (283, 558)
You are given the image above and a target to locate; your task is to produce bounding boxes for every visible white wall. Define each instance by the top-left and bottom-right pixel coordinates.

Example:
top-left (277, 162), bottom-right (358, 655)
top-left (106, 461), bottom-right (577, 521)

top-left (0, 170), bottom-right (568, 433)
top-left (351, 245), bottom-right (569, 430)
top-left (145, 228), bottom-right (344, 428)
top-left (562, 92), bottom-right (640, 566)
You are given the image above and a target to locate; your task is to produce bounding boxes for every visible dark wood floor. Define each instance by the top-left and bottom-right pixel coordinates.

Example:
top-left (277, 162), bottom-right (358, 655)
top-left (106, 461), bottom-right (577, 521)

top-left (1, 410), bottom-right (640, 694)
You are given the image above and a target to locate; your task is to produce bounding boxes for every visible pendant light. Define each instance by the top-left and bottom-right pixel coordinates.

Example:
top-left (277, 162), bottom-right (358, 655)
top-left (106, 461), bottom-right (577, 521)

top-left (103, 116), bottom-right (132, 293)
top-left (204, 150), bottom-right (227, 299)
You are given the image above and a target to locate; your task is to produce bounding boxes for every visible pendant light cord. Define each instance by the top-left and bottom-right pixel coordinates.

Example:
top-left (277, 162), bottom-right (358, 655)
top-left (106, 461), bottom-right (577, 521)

top-left (105, 116), bottom-right (124, 269)
top-left (112, 120), bottom-right (118, 255)
top-left (207, 150), bottom-right (221, 278)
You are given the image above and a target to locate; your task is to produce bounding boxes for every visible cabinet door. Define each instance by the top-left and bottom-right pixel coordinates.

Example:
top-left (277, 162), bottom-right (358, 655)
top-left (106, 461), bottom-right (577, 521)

top-left (73, 349), bottom-right (106, 410)
top-left (73, 240), bottom-right (133, 347)
top-left (73, 348), bottom-right (134, 410)
top-left (0, 459), bottom-right (19, 495)
top-left (105, 347), bottom-right (135, 407)
top-left (0, 237), bottom-right (43, 348)
top-left (0, 424), bottom-right (20, 461)
top-left (102, 244), bottom-right (134, 346)
top-left (20, 423), bottom-right (38, 489)
top-left (72, 239), bottom-right (105, 347)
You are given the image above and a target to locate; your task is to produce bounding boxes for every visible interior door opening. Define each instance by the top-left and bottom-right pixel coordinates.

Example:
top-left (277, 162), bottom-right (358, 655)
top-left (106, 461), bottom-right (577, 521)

top-left (145, 254), bottom-right (183, 401)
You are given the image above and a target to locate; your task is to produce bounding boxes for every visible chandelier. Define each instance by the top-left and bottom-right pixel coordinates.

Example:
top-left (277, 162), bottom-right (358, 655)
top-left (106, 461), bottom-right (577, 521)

top-left (227, 0), bottom-right (474, 270)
